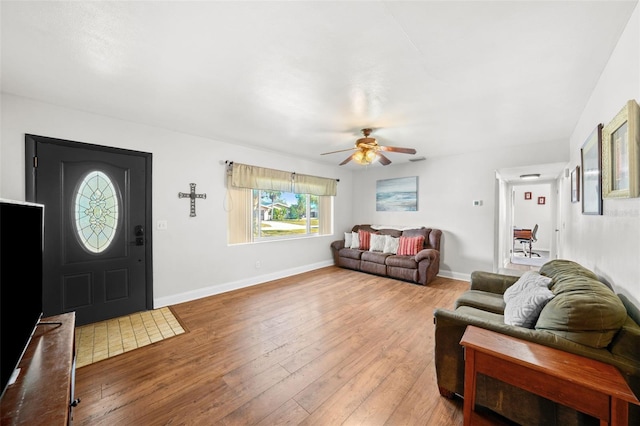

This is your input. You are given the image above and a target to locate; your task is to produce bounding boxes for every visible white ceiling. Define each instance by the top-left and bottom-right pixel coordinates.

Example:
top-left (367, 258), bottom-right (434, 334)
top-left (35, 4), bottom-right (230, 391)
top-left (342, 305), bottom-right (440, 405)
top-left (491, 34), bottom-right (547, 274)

top-left (1, 1), bottom-right (637, 169)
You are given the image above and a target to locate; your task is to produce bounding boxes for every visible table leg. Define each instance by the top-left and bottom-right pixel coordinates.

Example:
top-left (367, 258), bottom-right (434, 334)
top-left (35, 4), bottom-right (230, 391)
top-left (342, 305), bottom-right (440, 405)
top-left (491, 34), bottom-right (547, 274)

top-left (610, 397), bottom-right (627, 426)
top-left (463, 347), bottom-right (477, 426)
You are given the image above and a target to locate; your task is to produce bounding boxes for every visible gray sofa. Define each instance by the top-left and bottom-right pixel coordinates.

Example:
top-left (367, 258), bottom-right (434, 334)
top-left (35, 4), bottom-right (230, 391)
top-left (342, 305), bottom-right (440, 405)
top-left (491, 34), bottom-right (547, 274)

top-left (330, 224), bottom-right (441, 285)
top-left (434, 259), bottom-right (640, 425)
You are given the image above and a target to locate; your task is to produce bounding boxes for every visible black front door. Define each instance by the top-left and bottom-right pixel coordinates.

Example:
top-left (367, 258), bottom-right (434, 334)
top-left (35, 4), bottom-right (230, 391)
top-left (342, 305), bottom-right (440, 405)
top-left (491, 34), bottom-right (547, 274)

top-left (26, 134), bottom-right (153, 326)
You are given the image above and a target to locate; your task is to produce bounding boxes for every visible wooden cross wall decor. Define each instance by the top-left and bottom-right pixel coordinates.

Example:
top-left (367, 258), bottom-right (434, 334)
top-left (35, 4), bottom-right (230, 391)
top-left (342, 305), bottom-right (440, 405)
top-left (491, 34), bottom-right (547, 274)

top-left (178, 183), bottom-right (207, 217)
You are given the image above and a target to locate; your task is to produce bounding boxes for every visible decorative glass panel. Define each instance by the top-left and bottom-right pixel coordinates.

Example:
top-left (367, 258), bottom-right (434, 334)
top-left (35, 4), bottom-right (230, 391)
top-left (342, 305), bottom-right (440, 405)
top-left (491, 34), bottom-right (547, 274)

top-left (74, 171), bottom-right (119, 253)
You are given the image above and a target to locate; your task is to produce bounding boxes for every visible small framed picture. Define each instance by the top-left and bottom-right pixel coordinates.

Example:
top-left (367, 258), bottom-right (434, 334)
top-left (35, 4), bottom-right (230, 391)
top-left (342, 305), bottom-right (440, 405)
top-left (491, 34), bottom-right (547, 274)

top-left (571, 166), bottom-right (580, 203)
top-left (538, 196), bottom-right (546, 205)
top-left (524, 192), bottom-right (532, 200)
top-left (581, 124), bottom-right (603, 214)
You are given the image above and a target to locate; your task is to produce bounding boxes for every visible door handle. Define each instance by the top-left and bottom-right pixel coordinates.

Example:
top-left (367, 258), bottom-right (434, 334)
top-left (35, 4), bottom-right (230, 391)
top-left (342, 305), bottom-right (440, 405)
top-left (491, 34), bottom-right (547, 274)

top-left (134, 225), bottom-right (144, 246)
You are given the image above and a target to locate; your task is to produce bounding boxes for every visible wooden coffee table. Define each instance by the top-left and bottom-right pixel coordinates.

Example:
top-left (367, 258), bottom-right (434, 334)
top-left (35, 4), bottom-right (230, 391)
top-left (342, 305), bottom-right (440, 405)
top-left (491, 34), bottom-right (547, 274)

top-left (459, 325), bottom-right (639, 426)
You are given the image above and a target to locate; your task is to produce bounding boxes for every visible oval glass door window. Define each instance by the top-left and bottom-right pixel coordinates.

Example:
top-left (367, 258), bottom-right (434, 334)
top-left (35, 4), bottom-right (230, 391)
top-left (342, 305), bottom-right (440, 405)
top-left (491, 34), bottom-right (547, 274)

top-left (74, 170), bottom-right (119, 253)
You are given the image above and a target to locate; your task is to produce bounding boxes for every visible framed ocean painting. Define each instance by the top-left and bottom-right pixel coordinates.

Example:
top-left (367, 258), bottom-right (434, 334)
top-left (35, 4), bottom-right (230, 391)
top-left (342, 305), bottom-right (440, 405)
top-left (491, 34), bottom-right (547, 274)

top-left (376, 176), bottom-right (418, 211)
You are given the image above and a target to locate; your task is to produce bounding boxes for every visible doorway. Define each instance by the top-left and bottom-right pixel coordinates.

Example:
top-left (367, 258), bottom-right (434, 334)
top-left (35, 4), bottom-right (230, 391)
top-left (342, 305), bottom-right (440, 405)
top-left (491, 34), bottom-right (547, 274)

top-left (510, 183), bottom-right (552, 266)
top-left (25, 134), bottom-right (153, 326)
top-left (495, 163), bottom-right (565, 273)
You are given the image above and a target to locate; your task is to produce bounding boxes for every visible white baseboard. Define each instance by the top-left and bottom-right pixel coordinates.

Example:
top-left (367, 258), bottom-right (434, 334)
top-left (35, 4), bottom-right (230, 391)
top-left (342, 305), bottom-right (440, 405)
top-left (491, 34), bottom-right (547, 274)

top-left (154, 260), bottom-right (334, 308)
top-left (437, 271), bottom-right (471, 282)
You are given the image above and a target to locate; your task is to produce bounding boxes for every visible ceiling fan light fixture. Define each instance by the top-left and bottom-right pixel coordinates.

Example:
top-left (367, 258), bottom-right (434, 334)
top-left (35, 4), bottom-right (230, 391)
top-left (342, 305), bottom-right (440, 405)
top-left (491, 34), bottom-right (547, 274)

top-left (520, 173), bottom-right (541, 180)
top-left (353, 150), bottom-right (366, 164)
top-left (322, 128), bottom-right (417, 166)
top-left (365, 149), bottom-right (377, 162)
top-left (352, 148), bottom-right (376, 165)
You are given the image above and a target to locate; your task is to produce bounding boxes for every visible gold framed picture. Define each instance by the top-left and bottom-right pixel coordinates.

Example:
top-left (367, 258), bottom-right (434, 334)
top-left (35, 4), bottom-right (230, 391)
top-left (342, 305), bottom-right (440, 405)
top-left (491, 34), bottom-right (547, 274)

top-left (602, 99), bottom-right (640, 198)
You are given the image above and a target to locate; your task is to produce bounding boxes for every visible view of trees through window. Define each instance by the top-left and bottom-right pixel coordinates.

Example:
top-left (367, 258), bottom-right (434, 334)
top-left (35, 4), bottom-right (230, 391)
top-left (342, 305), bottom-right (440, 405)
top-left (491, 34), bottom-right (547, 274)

top-left (252, 190), bottom-right (318, 238)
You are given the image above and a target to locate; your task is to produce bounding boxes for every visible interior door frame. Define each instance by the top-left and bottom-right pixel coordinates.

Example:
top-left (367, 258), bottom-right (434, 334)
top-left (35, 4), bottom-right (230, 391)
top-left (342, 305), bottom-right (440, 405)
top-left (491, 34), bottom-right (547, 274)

top-left (25, 135), bottom-right (154, 312)
top-left (495, 177), bottom-right (560, 270)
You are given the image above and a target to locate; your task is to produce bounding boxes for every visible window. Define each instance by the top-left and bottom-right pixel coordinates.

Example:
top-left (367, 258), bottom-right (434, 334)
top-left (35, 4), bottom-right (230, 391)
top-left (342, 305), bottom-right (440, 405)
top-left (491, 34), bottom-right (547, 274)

top-left (226, 162), bottom-right (335, 244)
top-left (253, 190), bottom-right (320, 239)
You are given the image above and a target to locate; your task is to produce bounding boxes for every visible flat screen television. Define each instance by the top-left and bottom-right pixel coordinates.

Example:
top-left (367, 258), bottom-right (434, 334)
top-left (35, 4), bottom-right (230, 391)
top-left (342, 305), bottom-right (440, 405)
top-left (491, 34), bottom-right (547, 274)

top-left (0, 199), bottom-right (44, 398)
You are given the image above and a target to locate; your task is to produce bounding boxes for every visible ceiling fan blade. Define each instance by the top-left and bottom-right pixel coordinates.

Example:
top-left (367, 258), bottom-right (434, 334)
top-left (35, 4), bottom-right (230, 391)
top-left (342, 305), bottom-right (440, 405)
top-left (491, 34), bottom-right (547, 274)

top-left (377, 153), bottom-right (392, 166)
top-left (321, 147), bottom-right (356, 155)
top-left (339, 154), bottom-right (354, 165)
top-left (379, 146), bottom-right (417, 154)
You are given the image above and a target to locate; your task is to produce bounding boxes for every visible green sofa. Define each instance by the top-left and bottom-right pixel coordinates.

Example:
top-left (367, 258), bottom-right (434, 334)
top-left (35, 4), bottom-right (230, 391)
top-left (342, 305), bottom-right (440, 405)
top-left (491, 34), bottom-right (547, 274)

top-left (434, 259), bottom-right (640, 425)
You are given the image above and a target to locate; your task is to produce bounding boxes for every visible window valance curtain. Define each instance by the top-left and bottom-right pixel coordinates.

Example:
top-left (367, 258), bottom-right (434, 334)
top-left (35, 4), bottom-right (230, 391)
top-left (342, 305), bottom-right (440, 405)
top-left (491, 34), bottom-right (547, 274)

top-left (228, 162), bottom-right (337, 196)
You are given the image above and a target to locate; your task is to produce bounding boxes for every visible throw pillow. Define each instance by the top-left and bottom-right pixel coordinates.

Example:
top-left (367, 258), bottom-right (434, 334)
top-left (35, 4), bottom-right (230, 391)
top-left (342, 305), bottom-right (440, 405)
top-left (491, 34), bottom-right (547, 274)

top-left (383, 235), bottom-right (399, 254)
top-left (504, 271), bottom-right (553, 303)
top-left (369, 233), bottom-right (386, 252)
top-left (397, 235), bottom-right (425, 256)
top-left (344, 232), bottom-right (352, 248)
top-left (358, 230), bottom-right (371, 251)
top-left (504, 285), bottom-right (555, 328)
top-left (350, 231), bottom-right (360, 249)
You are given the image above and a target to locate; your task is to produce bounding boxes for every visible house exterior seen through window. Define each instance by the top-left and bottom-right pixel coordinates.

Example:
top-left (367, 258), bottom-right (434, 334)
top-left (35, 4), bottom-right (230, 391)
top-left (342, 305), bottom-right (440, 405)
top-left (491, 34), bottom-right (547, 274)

top-left (252, 190), bottom-right (319, 239)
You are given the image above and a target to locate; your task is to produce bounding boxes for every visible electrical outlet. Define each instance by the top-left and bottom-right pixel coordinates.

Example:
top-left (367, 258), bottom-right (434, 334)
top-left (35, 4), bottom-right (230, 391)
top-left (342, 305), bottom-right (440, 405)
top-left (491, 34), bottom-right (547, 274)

top-left (255, 260), bottom-right (261, 269)
top-left (157, 220), bottom-right (168, 230)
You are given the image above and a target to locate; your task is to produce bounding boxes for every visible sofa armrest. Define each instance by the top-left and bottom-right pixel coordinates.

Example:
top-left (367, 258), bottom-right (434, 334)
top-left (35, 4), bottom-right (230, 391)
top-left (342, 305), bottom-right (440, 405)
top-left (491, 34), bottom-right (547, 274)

top-left (415, 248), bottom-right (438, 263)
top-left (469, 271), bottom-right (521, 295)
top-left (330, 240), bottom-right (345, 251)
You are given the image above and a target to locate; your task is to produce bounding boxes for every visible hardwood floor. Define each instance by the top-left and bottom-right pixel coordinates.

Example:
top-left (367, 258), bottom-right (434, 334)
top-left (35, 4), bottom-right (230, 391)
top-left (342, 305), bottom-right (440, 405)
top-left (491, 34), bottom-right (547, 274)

top-left (74, 266), bottom-right (472, 425)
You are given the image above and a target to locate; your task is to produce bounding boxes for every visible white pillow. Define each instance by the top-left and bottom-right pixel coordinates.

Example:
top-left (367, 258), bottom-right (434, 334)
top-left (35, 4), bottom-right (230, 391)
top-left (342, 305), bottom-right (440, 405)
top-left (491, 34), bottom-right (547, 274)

top-left (349, 231), bottom-right (360, 249)
top-left (344, 232), bottom-right (352, 248)
top-left (504, 285), bottom-right (555, 328)
top-left (504, 271), bottom-right (552, 303)
top-left (369, 233), bottom-right (386, 252)
top-left (383, 235), bottom-right (399, 254)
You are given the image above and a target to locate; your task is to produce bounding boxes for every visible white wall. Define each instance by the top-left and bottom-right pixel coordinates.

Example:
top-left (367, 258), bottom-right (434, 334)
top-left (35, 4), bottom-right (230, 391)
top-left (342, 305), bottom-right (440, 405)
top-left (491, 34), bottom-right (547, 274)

top-left (1, 3), bottom-right (637, 306)
top-left (349, 142), bottom-right (567, 280)
top-left (0, 94), bottom-right (354, 307)
top-left (562, 4), bottom-right (640, 305)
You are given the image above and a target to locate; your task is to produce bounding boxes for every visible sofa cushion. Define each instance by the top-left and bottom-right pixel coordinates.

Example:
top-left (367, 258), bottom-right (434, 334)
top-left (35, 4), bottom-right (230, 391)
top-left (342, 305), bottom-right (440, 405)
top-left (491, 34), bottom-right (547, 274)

top-left (369, 233), bottom-right (386, 252)
top-left (385, 255), bottom-right (418, 269)
top-left (383, 235), bottom-right (399, 254)
top-left (338, 247), bottom-right (364, 260)
top-left (397, 235), bottom-right (424, 256)
top-left (358, 230), bottom-right (371, 250)
top-left (344, 232), bottom-right (352, 248)
top-left (349, 231), bottom-right (360, 249)
top-left (535, 275), bottom-right (627, 348)
top-left (504, 285), bottom-right (555, 328)
top-left (455, 305), bottom-right (506, 324)
top-left (361, 251), bottom-right (392, 265)
top-left (455, 290), bottom-right (505, 314)
top-left (373, 228), bottom-right (403, 238)
top-left (503, 271), bottom-right (552, 303)
top-left (539, 259), bottom-right (598, 285)
top-left (401, 227), bottom-right (429, 242)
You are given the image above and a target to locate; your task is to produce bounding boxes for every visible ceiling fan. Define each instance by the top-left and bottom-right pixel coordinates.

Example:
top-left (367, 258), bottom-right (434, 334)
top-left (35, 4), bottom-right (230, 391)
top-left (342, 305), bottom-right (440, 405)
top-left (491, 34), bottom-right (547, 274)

top-left (321, 128), bottom-right (417, 166)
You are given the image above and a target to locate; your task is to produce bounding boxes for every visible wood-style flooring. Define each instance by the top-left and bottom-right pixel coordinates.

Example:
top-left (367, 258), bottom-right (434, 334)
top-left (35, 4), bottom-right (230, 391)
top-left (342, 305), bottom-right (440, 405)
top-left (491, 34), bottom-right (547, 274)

top-left (74, 266), bottom-right (474, 425)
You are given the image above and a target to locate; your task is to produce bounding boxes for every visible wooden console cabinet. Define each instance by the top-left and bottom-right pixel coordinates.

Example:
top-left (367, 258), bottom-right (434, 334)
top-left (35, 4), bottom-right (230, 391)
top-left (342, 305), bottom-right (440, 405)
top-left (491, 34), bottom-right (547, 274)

top-left (1, 312), bottom-right (77, 425)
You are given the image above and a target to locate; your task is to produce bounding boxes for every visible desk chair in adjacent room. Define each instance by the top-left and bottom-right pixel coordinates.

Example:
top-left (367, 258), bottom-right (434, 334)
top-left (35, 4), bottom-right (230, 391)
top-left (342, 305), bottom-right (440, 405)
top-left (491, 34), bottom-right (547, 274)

top-left (515, 224), bottom-right (540, 257)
